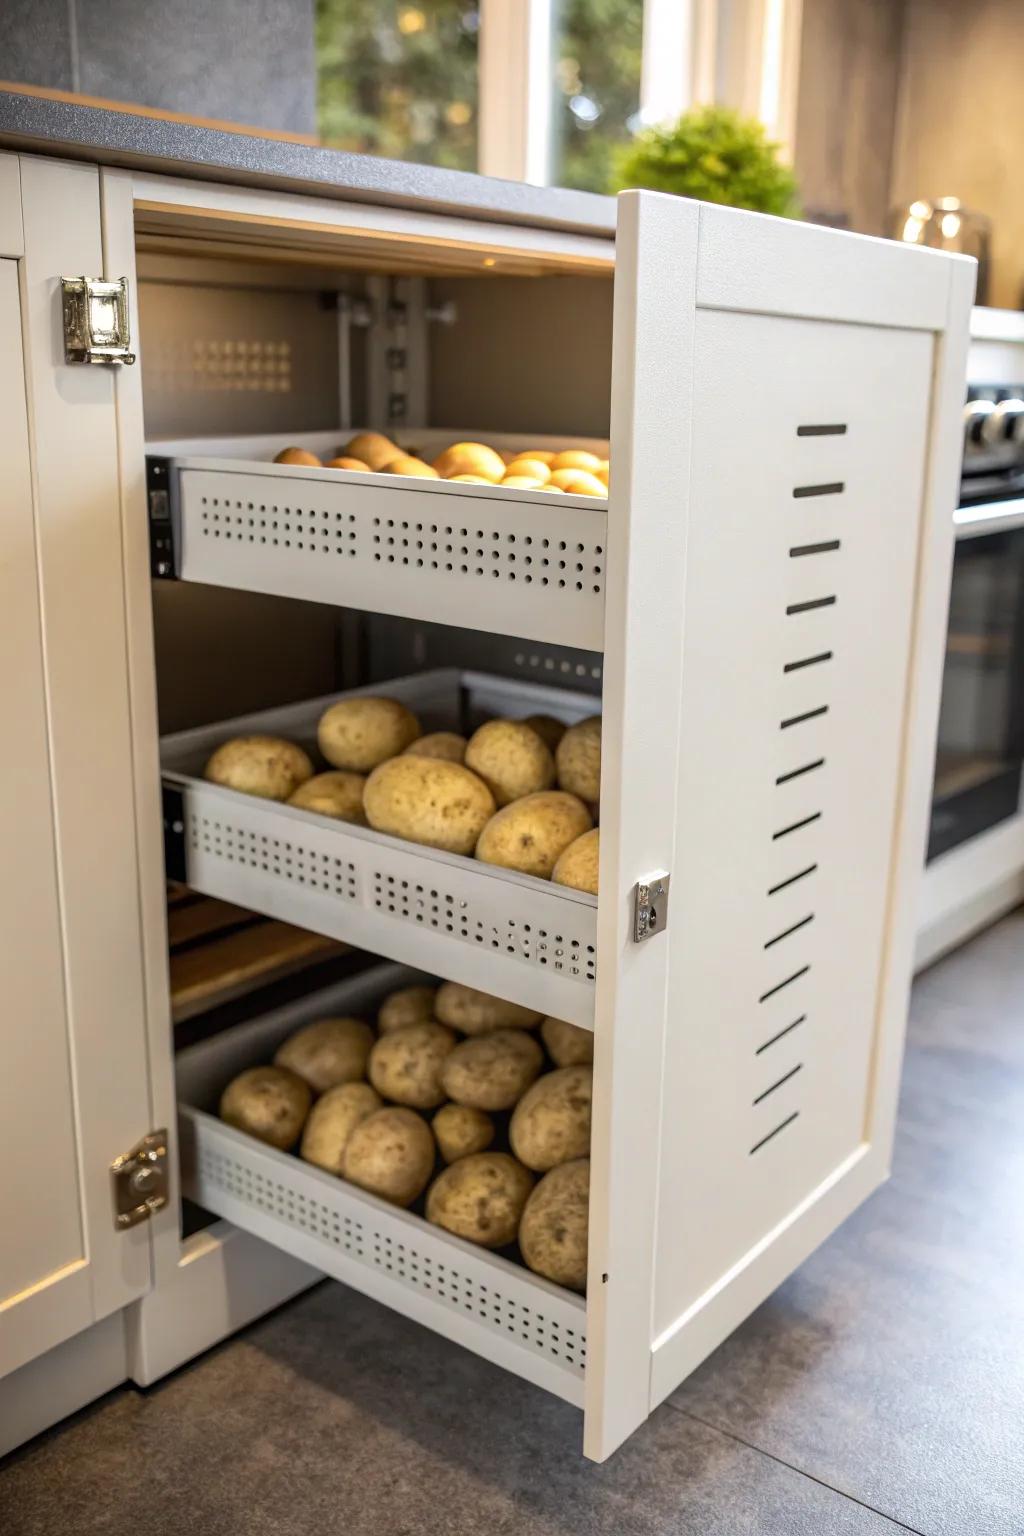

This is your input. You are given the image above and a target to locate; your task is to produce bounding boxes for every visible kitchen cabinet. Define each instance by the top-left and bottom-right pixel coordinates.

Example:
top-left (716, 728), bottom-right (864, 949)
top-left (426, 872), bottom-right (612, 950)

top-left (0, 121), bottom-right (972, 1463)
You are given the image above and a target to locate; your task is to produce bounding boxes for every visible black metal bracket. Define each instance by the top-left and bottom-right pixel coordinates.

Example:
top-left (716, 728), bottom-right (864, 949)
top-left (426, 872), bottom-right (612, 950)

top-left (162, 782), bottom-right (187, 883)
top-left (147, 456), bottom-right (177, 579)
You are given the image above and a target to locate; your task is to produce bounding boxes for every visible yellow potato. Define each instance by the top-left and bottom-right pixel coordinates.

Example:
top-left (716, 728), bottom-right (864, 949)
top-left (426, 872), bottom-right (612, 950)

top-left (205, 735), bottom-right (313, 802)
top-left (404, 731), bottom-right (467, 763)
top-left (432, 1103), bottom-right (494, 1163)
top-left (464, 718), bottom-right (556, 807)
top-left (556, 716), bottom-right (601, 803)
top-left (274, 447), bottom-right (322, 467)
top-left (426, 1152), bottom-right (534, 1248)
top-left (343, 432), bottom-right (399, 471)
top-left (510, 1065), bottom-right (593, 1171)
top-left (220, 1066), bottom-right (311, 1151)
top-left (595, 460), bottom-right (609, 487)
top-left (522, 714), bottom-right (566, 752)
top-left (288, 769), bottom-right (367, 824)
top-left (434, 982), bottom-right (541, 1035)
top-left (317, 696), bottom-right (421, 773)
top-left (500, 475), bottom-right (546, 490)
top-left (325, 456), bottom-right (369, 471)
top-left (363, 756), bottom-right (495, 855)
top-left (342, 1107), bottom-right (436, 1207)
top-left (518, 1158), bottom-right (589, 1291)
top-left (440, 1029), bottom-right (544, 1112)
top-left (541, 1016), bottom-right (595, 1068)
top-left (518, 449), bottom-right (556, 465)
top-left (382, 454), bottom-right (440, 478)
top-left (552, 827), bottom-right (599, 894)
top-left (377, 984), bottom-right (437, 1035)
top-left (367, 1021), bottom-right (457, 1109)
top-left (433, 441), bottom-right (506, 482)
top-left (274, 1016), bottom-right (374, 1094)
top-left (549, 469), bottom-right (607, 496)
top-left (550, 449), bottom-right (601, 472)
top-left (475, 791), bottom-right (593, 880)
top-left (447, 474), bottom-right (492, 484)
top-left (300, 1081), bottom-right (382, 1174)
top-left (503, 457), bottom-right (551, 484)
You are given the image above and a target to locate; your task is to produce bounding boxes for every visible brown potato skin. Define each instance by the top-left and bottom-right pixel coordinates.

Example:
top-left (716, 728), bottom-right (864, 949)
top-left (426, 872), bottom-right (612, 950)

top-left (382, 454), bottom-right (439, 478)
top-left (510, 1065), bottom-right (593, 1171)
top-left (426, 1153), bottom-right (534, 1247)
top-left (403, 731), bottom-right (467, 764)
top-left (368, 1022), bottom-right (457, 1109)
top-left (434, 982), bottom-right (541, 1035)
top-left (317, 696), bottom-right (421, 773)
top-left (274, 1017), bottom-right (374, 1095)
top-left (440, 1030), bottom-right (544, 1112)
top-left (522, 714), bottom-right (566, 752)
top-left (464, 719), bottom-right (555, 807)
top-left (518, 1158), bottom-right (589, 1291)
top-left (342, 1107), bottom-right (436, 1207)
top-left (432, 1103), bottom-right (495, 1163)
top-left (475, 791), bottom-right (592, 880)
top-left (540, 1017), bottom-right (595, 1068)
top-left (300, 1082), bottom-right (382, 1174)
top-left (377, 984), bottom-right (437, 1034)
top-left (364, 756), bottom-right (495, 856)
top-left (274, 447), bottom-right (321, 467)
top-left (205, 735), bottom-right (313, 802)
top-left (552, 827), bottom-right (599, 894)
top-left (288, 769), bottom-right (367, 824)
top-left (220, 1066), bottom-right (311, 1151)
top-left (342, 432), bottom-right (398, 471)
top-left (555, 716), bottom-right (601, 803)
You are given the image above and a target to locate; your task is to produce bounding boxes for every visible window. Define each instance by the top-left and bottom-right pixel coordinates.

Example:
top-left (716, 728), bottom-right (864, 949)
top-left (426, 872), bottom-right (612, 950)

top-left (317, 1), bottom-right (479, 171)
top-left (550, 0), bottom-right (644, 192)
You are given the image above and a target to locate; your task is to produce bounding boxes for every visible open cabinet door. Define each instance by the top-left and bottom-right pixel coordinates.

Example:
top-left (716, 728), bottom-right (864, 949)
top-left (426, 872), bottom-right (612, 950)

top-left (586, 190), bottom-right (973, 1460)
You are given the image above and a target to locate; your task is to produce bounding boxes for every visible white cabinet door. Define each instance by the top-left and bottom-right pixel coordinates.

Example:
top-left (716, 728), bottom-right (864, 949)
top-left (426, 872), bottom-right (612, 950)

top-left (0, 156), bottom-right (155, 1378)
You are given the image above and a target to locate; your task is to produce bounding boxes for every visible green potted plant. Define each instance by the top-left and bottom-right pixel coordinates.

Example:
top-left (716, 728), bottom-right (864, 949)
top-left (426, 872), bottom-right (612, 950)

top-left (613, 104), bottom-right (799, 217)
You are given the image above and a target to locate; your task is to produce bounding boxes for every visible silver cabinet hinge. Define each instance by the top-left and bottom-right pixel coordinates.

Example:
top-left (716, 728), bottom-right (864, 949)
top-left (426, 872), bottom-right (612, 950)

top-left (111, 1130), bottom-right (169, 1229)
top-left (632, 871), bottom-right (670, 942)
top-left (61, 276), bottom-right (136, 365)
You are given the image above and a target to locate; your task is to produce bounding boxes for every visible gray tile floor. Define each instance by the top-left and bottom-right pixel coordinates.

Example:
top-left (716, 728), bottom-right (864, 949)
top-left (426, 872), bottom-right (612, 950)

top-left (5, 912), bottom-right (1024, 1535)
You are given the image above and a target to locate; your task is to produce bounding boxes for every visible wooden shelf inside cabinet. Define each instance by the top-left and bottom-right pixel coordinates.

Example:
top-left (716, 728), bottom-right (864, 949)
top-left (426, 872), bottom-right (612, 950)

top-left (161, 670), bottom-right (600, 1028)
top-left (147, 434), bottom-right (608, 651)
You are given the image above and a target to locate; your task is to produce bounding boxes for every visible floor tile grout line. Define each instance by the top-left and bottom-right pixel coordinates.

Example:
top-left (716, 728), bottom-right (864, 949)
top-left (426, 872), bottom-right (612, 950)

top-left (664, 1401), bottom-right (932, 1536)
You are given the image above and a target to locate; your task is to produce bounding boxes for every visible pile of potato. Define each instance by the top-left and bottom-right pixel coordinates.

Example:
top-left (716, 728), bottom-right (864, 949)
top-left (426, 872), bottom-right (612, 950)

top-left (204, 696), bottom-right (601, 893)
top-left (218, 979), bottom-right (594, 1291)
top-left (273, 433), bottom-right (609, 498)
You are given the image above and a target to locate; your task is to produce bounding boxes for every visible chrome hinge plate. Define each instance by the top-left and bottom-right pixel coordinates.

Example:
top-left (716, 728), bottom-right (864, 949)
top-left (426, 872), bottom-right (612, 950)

top-left (632, 870), bottom-right (670, 942)
top-left (61, 276), bottom-right (136, 365)
top-left (111, 1130), bottom-right (169, 1229)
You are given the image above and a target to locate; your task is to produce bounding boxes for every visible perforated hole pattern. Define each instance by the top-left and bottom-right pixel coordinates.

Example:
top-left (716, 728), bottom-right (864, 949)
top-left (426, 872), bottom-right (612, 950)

top-left (199, 1144), bottom-right (586, 1376)
top-left (191, 818), bottom-right (597, 984)
top-left (200, 497), bottom-right (358, 556)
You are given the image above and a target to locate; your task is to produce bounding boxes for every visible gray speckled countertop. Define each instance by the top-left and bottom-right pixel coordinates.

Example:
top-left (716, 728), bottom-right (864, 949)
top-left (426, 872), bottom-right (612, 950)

top-left (0, 88), bottom-right (617, 236)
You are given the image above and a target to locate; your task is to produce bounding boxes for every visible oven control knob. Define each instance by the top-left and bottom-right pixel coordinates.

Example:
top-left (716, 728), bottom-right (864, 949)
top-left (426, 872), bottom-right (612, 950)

top-left (964, 397), bottom-right (997, 449)
top-left (981, 395), bottom-right (1024, 447)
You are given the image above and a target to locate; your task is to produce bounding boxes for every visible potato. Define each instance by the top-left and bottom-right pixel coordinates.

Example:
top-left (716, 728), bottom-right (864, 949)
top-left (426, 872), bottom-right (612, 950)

top-left (541, 1016), bottom-right (594, 1068)
top-left (343, 431), bottom-right (399, 470)
top-left (205, 735), bottom-right (313, 801)
top-left (550, 449), bottom-right (601, 472)
top-left (368, 1021), bottom-right (457, 1109)
top-left (510, 1064), bottom-right (593, 1171)
top-left (503, 457), bottom-right (552, 484)
top-left (325, 456), bottom-right (369, 471)
top-left (382, 454), bottom-right (439, 478)
top-left (475, 791), bottom-right (593, 880)
top-left (522, 713), bottom-right (566, 752)
top-left (318, 696), bottom-right (421, 772)
top-left (434, 981), bottom-right (542, 1035)
top-left (433, 441), bottom-right (506, 482)
top-left (552, 827), bottom-right (599, 894)
top-left (300, 1081), bottom-right (382, 1174)
top-left (220, 1066), bottom-right (311, 1151)
top-left (447, 474), bottom-right (492, 484)
top-left (556, 716), bottom-right (601, 803)
top-left (432, 1103), bottom-right (494, 1163)
top-left (519, 1158), bottom-right (589, 1291)
top-left (377, 984), bottom-right (437, 1034)
top-left (274, 447), bottom-right (322, 467)
top-left (426, 1153), bottom-right (534, 1248)
top-left (363, 756), bottom-right (495, 855)
top-left (440, 1029), bottom-right (544, 1112)
top-left (518, 449), bottom-right (556, 465)
top-left (342, 1107), bottom-right (436, 1207)
top-left (404, 731), bottom-right (467, 764)
top-left (500, 475), bottom-right (546, 489)
top-left (595, 460), bottom-right (609, 487)
top-left (274, 1016), bottom-right (374, 1094)
top-left (549, 468), bottom-right (607, 496)
top-left (288, 769), bottom-right (367, 824)
top-left (464, 719), bottom-right (555, 808)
